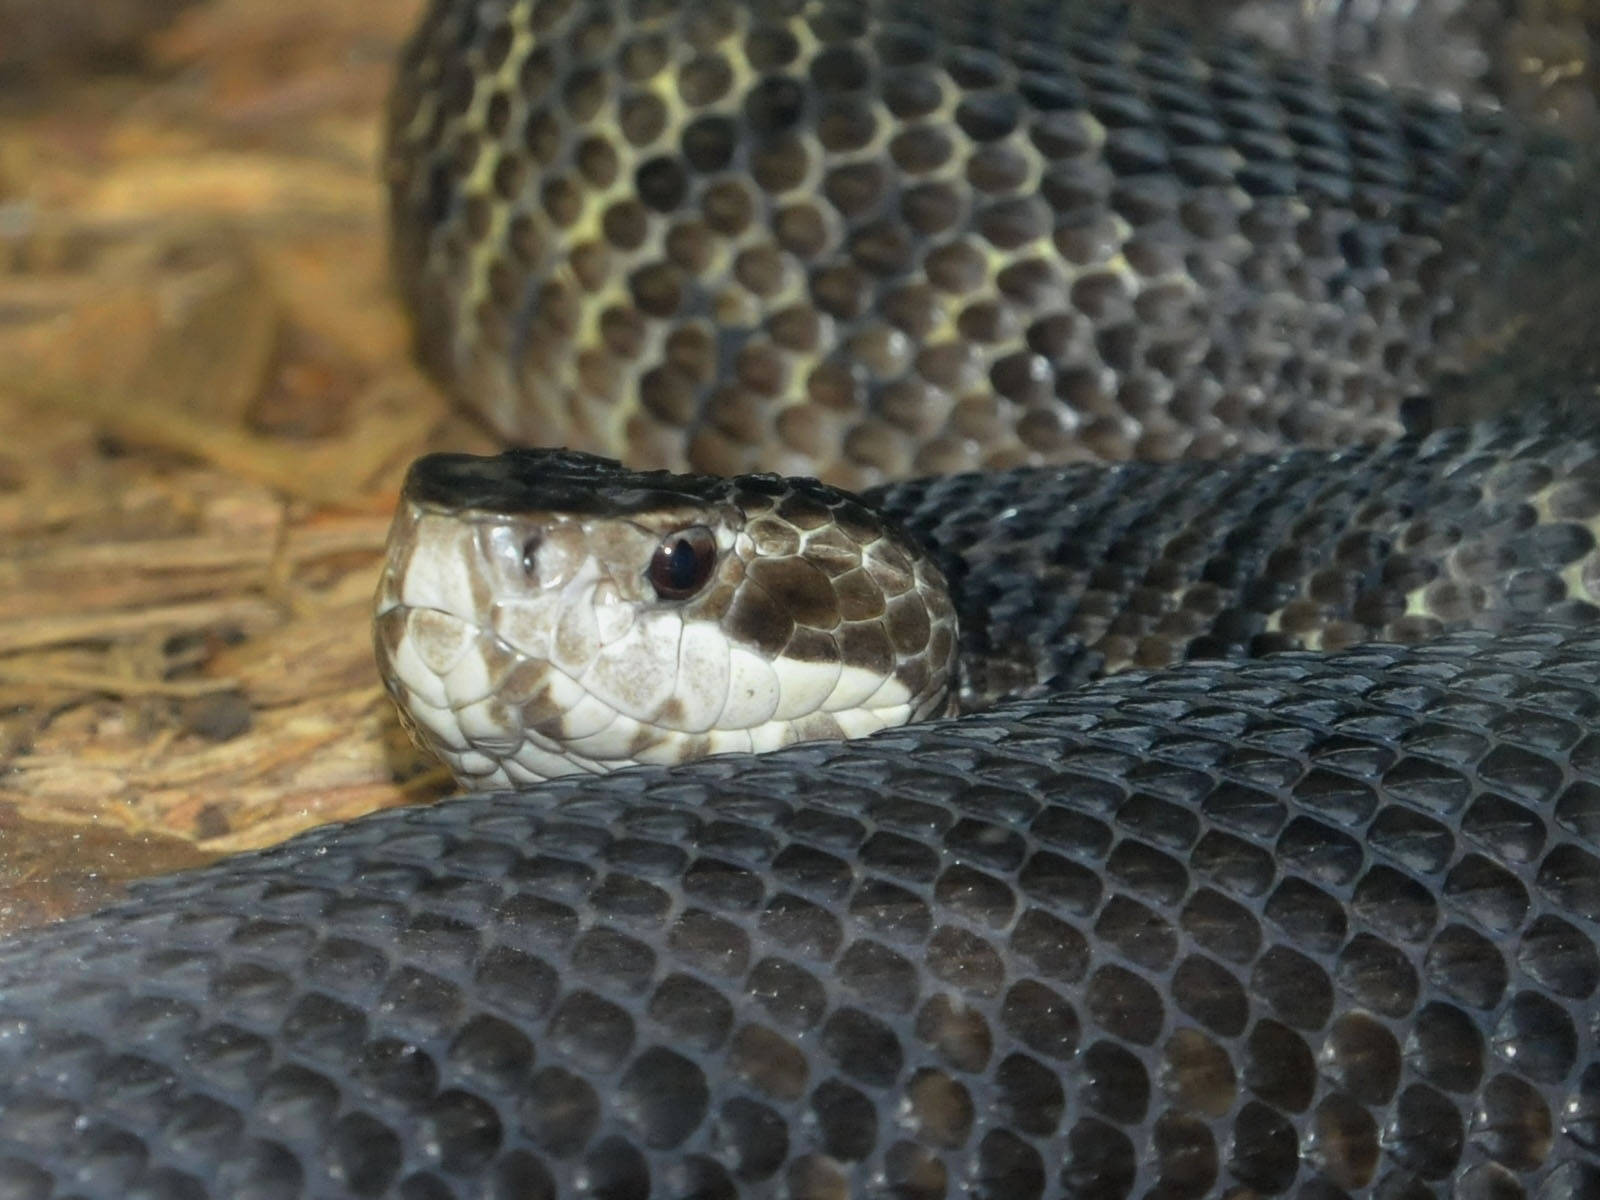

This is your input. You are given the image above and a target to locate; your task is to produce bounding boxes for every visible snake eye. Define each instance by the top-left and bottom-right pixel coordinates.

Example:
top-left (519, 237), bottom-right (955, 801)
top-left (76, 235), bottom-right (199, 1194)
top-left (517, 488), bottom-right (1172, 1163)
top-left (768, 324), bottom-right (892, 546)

top-left (521, 536), bottom-right (541, 578)
top-left (649, 526), bottom-right (717, 600)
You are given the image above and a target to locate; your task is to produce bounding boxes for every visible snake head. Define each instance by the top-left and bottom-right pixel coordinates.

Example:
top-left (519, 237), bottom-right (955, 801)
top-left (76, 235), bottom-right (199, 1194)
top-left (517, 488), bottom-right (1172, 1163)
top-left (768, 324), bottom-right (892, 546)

top-left (374, 449), bottom-right (959, 787)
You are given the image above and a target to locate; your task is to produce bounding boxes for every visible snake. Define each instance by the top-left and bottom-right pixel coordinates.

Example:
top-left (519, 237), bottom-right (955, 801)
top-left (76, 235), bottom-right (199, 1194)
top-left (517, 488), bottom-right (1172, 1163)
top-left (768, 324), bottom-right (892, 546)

top-left (2, 0), bottom-right (1600, 1197)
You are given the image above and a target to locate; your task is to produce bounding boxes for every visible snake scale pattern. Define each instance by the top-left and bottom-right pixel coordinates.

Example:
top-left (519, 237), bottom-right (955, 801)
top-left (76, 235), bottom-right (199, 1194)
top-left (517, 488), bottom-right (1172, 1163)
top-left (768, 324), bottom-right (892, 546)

top-left (4, 0), bottom-right (1600, 1197)
top-left (383, 0), bottom-right (1571, 486)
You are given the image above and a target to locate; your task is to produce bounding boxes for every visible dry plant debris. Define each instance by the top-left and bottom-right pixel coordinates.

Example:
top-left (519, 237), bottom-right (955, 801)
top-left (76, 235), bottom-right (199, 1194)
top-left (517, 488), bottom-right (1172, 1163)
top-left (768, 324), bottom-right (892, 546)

top-left (0, 0), bottom-right (497, 930)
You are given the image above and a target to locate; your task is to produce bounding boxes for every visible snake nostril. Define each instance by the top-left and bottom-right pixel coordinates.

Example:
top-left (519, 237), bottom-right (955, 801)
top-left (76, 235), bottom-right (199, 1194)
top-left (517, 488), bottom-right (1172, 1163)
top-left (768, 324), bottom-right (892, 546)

top-left (521, 536), bottom-right (542, 579)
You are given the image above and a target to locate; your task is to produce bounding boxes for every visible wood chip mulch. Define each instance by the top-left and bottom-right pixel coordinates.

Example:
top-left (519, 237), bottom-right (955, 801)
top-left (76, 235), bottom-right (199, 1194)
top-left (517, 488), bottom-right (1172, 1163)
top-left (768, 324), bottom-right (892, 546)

top-left (0, 0), bottom-right (499, 930)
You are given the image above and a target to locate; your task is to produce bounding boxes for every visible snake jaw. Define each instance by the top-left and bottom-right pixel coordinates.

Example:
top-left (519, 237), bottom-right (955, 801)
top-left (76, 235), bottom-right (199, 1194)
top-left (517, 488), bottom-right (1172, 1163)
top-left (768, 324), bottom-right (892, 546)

top-left (375, 450), bottom-right (959, 786)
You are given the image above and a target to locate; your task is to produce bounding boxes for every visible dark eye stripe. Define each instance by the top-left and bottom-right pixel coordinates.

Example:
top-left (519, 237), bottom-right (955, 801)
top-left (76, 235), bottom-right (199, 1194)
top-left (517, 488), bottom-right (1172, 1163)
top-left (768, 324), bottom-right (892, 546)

top-left (649, 526), bottom-right (717, 599)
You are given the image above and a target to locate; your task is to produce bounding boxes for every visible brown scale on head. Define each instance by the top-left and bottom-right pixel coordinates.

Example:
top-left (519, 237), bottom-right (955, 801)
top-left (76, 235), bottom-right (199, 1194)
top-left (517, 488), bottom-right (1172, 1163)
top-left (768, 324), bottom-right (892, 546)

top-left (385, 0), bottom-right (1562, 491)
top-left (373, 448), bottom-right (957, 787)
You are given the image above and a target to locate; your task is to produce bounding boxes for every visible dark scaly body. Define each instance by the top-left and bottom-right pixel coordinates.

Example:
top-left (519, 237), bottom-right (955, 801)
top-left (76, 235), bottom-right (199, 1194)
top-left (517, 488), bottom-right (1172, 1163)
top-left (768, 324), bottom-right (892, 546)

top-left (2, 420), bottom-right (1600, 1197)
top-left (384, 0), bottom-right (1572, 489)
top-left (885, 414), bottom-right (1600, 708)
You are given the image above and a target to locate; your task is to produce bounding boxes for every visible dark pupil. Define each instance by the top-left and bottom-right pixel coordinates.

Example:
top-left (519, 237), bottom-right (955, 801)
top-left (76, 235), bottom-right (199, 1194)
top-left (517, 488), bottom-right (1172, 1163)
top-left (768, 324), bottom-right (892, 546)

top-left (651, 526), bottom-right (714, 599)
top-left (666, 538), bottom-right (698, 591)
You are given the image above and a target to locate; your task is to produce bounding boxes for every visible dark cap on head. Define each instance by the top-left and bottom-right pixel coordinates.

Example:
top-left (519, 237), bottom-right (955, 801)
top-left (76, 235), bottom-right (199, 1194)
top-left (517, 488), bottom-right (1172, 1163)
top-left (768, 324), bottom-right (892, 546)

top-left (403, 449), bottom-right (752, 516)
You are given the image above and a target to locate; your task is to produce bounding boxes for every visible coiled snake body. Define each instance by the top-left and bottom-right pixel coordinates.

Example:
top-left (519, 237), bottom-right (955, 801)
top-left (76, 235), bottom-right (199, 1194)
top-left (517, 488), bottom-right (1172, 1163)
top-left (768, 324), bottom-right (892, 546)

top-left (2, 2), bottom-right (1600, 1198)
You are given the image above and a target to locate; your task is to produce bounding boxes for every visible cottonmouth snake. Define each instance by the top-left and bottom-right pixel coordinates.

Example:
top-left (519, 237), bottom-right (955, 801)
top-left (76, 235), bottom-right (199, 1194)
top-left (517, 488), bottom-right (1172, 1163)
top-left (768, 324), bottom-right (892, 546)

top-left (3, 1), bottom-right (1600, 1197)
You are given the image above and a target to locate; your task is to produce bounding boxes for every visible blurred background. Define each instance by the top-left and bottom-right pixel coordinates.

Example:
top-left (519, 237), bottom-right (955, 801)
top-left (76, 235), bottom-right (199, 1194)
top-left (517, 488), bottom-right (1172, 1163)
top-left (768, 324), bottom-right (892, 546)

top-left (0, 0), bottom-right (1596, 929)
